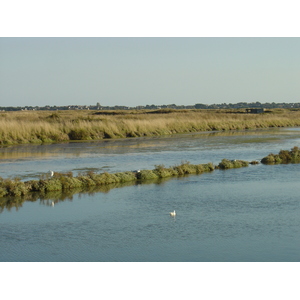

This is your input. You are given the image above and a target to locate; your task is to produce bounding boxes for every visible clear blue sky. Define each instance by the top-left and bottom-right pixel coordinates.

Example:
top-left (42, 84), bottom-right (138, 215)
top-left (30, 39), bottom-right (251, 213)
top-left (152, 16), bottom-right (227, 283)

top-left (1, 37), bottom-right (299, 107)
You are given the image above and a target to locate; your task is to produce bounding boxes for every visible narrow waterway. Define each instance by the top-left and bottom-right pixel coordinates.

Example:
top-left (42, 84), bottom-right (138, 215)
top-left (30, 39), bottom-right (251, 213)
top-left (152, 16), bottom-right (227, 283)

top-left (1, 127), bottom-right (300, 181)
top-left (0, 128), bottom-right (300, 261)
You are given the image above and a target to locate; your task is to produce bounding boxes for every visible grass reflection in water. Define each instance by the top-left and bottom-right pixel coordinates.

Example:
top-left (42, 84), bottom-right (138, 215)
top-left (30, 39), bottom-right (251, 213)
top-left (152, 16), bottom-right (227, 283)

top-left (0, 161), bottom-right (216, 211)
top-left (0, 146), bottom-right (299, 212)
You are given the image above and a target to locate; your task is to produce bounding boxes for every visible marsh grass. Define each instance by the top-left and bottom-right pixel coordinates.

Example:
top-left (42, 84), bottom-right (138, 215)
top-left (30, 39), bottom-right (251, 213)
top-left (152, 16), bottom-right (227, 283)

top-left (0, 158), bottom-right (235, 201)
top-left (261, 146), bottom-right (300, 164)
top-left (218, 159), bottom-right (249, 169)
top-left (5, 144), bottom-right (300, 209)
top-left (1, 109), bottom-right (300, 145)
top-left (0, 161), bottom-right (216, 200)
top-left (0, 176), bottom-right (29, 197)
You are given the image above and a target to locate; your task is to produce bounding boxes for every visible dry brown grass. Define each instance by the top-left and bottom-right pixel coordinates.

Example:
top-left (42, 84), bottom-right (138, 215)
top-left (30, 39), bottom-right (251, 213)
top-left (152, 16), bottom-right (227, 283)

top-left (1, 108), bottom-right (300, 145)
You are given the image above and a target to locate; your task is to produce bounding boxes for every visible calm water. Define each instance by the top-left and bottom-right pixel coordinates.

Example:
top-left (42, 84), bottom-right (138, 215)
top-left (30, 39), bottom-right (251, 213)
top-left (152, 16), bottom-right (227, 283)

top-left (0, 128), bottom-right (300, 261)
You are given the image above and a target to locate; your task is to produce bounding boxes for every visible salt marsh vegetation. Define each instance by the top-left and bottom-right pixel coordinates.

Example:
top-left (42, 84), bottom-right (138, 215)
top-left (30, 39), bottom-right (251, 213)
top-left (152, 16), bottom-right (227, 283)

top-left (261, 146), bottom-right (300, 164)
top-left (1, 108), bottom-right (300, 145)
top-left (0, 161), bottom-right (215, 199)
top-left (1, 145), bottom-right (300, 203)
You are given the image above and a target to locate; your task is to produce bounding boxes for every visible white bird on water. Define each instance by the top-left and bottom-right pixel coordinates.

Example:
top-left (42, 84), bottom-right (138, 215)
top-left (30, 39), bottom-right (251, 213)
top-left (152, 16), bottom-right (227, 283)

top-left (169, 210), bottom-right (176, 217)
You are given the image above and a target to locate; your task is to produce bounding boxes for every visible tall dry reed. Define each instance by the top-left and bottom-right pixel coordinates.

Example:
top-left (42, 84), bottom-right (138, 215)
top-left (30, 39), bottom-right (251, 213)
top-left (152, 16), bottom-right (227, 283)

top-left (1, 109), bottom-right (300, 145)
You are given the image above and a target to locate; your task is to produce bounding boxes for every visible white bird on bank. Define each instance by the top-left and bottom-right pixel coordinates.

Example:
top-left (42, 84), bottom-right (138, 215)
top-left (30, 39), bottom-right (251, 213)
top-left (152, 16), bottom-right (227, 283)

top-left (51, 201), bottom-right (54, 207)
top-left (49, 170), bottom-right (54, 177)
top-left (169, 210), bottom-right (176, 217)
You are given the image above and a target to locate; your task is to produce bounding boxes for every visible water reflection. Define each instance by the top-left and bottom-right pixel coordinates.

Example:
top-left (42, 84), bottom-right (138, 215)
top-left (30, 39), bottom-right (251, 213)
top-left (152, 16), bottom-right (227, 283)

top-left (1, 127), bottom-right (300, 207)
top-left (1, 127), bottom-right (300, 199)
top-left (0, 176), bottom-right (174, 213)
top-left (0, 128), bottom-right (298, 160)
top-left (1, 131), bottom-right (300, 262)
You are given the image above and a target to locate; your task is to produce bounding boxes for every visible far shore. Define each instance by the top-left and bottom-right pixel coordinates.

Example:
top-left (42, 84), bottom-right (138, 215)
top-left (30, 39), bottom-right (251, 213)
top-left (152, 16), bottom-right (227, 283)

top-left (1, 108), bottom-right (300, 146)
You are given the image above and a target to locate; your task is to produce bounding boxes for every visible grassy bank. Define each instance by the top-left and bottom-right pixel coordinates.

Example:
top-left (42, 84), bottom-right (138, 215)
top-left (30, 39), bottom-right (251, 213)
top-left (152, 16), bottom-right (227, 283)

top-left (1, 145), bottom-right (299, 210)
top-left (0, 161), bottom-right (216, 199)
top-left (1, 108), bottom-right (300, 145)
top-left (2, 158), bottom-right (258, 211)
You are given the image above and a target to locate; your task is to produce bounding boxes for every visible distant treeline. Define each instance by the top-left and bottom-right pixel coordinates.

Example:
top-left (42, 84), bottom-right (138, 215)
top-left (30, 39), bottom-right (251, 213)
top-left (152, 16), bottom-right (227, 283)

top-left (1, 101), bottom-right (300, 111)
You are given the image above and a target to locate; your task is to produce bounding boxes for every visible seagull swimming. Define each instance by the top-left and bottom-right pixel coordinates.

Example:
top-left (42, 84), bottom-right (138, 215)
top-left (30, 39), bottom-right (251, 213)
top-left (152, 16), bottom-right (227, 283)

top-left (169, 210), bottom-right (176, 217)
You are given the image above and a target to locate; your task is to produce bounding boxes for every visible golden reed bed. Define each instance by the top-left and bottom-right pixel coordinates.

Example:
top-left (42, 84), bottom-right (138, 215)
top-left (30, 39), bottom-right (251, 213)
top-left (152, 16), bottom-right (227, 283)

top-left (1, 108), bottom-right (300, 145)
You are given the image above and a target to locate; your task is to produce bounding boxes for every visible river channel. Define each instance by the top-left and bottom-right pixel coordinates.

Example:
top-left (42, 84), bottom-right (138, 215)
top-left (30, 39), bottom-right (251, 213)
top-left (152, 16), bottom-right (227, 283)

top-left (0, 128), bottom-right (300, 261)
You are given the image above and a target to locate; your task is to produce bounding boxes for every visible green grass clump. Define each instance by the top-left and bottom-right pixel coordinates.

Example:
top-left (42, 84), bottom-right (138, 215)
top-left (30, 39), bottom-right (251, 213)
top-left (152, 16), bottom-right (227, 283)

top-left (114, 172), bottom-right (137, 183)
top-left (153, 165), bottom-right (177, 178)
top-left (261, 146), bottom-right (300, 164)
top-left (0, 177), bottom-right (28, 196)
top-left (38, 178), bottom-right (63, 192)
top-left (138, 170), bottom-right (159, 180)
top-left (89, 172), bottom-right (120, 185)
top-left (76, 175), bottom-right (97, 186)
top-left (153, 162), bottom-right (214, 177)
top-left (195, 163), bottom-right (215, 173)
top-left (0, 187), bottom-right (7, 198)
top-left (260, 154), bottom-right (282, 164)
top-left (59, 176), bottom-right (84, 190)
top-left (173, 161), bottom-right (196, 175)
top-left (218, 159), bottom-right (249, 169)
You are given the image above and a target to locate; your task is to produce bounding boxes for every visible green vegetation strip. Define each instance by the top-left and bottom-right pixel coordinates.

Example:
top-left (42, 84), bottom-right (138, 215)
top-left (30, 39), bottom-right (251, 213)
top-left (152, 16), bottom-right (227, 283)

top-left (0, 161), bottom-right (219, 198)
top-left (0, 147), bottom-right (299, 211)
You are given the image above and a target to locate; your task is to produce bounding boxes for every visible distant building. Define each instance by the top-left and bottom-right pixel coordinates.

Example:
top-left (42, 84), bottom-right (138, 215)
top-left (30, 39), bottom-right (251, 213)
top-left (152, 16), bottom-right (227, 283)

top-left (245, 108), bottom-right (265, 114)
